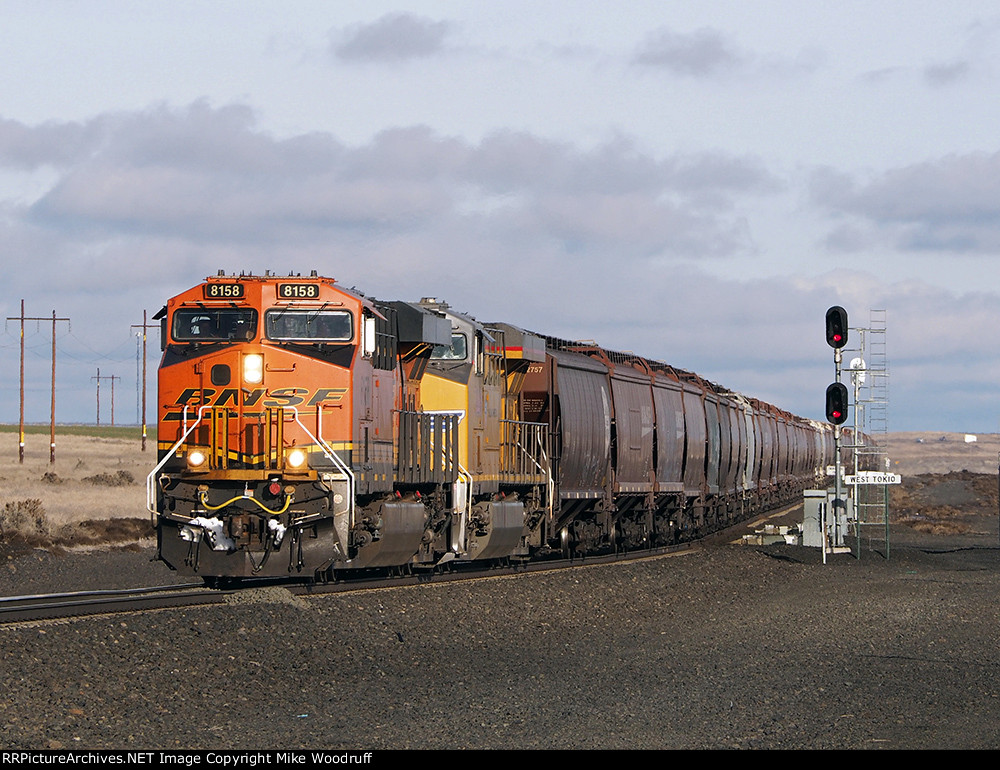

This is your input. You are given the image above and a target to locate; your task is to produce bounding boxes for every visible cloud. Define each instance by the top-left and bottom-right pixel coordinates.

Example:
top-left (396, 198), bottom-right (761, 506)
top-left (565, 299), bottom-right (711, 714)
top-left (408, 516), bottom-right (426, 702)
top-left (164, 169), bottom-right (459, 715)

top-left (811, 153), bottom-right (1000, 252)
top-left (4, 102), bottom-right (997, 430)
top-left (0, 101), bottom-right (796, 424)
top-left (651, 271), bottom-right (1000, 432)
top-left (0, 116), bottom-right (105, 169)
top-left (859, 66), bottom-right (905, 84)
top-left (632, 27), bottom-right (744, 76)
top-left (463, 262), bottom-right (1000, 432)
top-left (11, 104), bottom-right (779, 265)
top-left (331, 13), bottom-right (452, 62)
top-left (923, 60), bottom-right (971, 86)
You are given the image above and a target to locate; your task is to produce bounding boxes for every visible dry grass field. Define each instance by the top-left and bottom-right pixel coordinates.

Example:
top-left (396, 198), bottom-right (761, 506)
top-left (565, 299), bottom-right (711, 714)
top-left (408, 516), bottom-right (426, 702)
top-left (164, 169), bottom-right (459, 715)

top-left (0, 431), bottom-right (152, 549)
top-left (885, 431), bottom-right (1000, 476)
top-left (881, 432), bottom-right (999, 538)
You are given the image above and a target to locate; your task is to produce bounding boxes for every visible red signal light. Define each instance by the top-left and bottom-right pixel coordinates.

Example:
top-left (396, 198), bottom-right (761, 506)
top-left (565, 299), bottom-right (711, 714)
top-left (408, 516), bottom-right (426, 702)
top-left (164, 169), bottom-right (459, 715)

top-left (826, 306), bottom-right (848, 349)
top-left (826, 383), bottom-right (849, 425)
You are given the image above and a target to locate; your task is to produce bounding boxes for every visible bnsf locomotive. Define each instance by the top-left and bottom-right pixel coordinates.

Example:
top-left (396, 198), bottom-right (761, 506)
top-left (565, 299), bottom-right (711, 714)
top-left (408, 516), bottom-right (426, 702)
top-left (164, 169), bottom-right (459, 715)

top-left (149, 272), bottom-right (834, 579)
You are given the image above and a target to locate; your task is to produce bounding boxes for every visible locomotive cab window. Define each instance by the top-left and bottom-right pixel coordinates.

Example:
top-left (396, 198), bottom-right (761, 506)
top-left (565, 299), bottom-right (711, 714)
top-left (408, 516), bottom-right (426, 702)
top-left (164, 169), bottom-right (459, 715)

top-left (430, 333), bottom-right (468, 361)
top-left (172, 309), bottom-right (258, 342)
top-left (265, 309), bottom-right (353, 342)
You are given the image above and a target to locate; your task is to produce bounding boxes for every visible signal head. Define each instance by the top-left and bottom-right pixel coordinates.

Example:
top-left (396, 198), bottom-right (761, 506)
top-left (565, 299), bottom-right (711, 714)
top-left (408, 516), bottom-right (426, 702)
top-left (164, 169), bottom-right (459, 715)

top-left (826, 306), bottom-right (848, 349)
top-left (825, 382), bottom-right (849, 425)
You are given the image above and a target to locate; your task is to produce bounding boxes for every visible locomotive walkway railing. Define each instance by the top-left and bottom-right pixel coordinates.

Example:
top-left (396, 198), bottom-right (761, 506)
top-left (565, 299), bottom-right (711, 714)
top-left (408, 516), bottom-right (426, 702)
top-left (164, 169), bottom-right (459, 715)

top-left (500, 419), bottom-right (553, 521)
top-left (396, 410), bottom-right (460, 485)
top-left (499, 419), bottom-right (550, 484)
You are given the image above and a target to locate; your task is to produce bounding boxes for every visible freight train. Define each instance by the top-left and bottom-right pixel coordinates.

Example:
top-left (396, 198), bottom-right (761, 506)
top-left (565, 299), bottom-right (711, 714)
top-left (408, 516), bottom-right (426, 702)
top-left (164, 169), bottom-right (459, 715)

top-left (149, 272), bottom-right (836, 579)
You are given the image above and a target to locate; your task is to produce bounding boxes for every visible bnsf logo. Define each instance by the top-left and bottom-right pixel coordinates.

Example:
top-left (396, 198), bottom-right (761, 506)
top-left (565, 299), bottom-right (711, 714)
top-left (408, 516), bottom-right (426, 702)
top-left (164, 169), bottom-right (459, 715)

top-left (167, 387), bottom-right (347, 411)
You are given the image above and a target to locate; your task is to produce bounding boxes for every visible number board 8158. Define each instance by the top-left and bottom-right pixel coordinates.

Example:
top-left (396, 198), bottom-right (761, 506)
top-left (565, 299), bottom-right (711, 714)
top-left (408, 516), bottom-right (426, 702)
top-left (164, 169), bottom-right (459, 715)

top-left (203, 283), bottom-right (245, 299)
top-left (277, 283), bottom-right (320, 299)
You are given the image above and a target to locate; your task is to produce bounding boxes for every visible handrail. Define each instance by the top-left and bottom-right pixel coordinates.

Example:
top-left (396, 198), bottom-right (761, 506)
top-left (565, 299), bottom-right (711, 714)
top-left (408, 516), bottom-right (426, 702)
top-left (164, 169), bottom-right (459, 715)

top-left (501, 419), bottom-right (549, 477)
top-left (419, 409), bottom-right (472, 553)
top-left (537, 428), bottom-right (554, 521)
top-left (291, 405), bottom-right (356, 526)
top-left (146, 405), bottom-right (211, 522)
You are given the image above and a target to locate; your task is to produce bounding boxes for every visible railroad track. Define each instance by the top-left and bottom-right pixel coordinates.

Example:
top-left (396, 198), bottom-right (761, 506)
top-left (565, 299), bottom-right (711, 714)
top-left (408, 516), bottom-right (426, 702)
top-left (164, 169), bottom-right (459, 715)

top-left (0, 543), bottom-right (694, 625)
top-left (0, 502), bottom-right (803, 625)
top-left (0, 583), bottom-right (222, 624)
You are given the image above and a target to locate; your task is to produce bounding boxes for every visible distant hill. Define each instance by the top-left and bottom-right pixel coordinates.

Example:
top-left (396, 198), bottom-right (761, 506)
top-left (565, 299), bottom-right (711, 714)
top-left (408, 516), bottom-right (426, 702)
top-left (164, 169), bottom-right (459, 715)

top-left (886, 432), bottom-right (999, 476)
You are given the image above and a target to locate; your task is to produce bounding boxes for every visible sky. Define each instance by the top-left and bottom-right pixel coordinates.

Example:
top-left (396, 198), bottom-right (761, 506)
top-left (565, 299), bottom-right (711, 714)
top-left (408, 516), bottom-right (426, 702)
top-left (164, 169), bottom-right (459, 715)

top-left (1, 1), bottom-right (999, 433)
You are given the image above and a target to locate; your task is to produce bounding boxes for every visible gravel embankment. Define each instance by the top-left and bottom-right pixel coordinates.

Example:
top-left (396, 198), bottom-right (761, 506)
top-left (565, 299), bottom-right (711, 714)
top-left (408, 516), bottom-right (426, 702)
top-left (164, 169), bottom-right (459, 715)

top-left (4, 527), bottom-right (1000, 750)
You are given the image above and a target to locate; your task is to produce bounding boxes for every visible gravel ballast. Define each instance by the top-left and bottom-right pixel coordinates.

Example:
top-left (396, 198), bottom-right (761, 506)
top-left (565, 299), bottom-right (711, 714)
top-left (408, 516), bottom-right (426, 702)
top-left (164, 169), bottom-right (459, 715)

top-left (4, 528), bottom-right (1000, 750)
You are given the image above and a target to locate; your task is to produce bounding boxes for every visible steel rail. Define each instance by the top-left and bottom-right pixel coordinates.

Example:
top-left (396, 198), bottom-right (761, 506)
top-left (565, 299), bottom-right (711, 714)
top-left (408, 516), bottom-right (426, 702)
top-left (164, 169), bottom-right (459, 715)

top-left (0, 583), bottom-right (221, 625)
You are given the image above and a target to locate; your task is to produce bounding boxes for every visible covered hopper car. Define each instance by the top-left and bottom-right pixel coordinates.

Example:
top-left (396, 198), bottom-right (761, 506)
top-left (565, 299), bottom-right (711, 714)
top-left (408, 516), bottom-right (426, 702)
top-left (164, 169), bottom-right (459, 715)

top-left (150, 272), bottom-right (833, 579)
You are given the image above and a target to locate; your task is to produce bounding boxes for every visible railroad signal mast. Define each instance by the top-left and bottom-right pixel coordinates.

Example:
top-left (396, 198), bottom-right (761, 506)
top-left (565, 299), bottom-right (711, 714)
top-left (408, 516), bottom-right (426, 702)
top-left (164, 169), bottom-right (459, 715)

top-left (824, 306), bottom-right (850, 562)
top-left (822, 306), bottom-right (894, 561)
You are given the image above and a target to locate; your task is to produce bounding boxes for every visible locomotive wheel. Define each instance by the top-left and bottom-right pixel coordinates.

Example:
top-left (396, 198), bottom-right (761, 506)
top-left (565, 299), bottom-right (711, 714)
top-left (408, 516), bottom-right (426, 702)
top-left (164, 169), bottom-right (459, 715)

top-left (560, 527), bottom-right (571, 559)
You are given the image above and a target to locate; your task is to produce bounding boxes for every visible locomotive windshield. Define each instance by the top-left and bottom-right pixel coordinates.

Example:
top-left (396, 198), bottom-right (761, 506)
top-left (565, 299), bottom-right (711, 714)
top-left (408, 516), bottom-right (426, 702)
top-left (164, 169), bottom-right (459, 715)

top-left (265, 309), bottom-right (353, 342)
top-left (430, 333), bottom-right (468, 360)
top-left (172, 308), bottom-right (258, 342)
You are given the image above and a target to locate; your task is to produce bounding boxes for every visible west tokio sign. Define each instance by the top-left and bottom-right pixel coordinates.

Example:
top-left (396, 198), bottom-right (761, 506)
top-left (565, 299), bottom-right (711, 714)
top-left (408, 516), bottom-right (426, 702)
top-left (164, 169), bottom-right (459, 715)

top-left (843, 471), bottom-right (902, 485)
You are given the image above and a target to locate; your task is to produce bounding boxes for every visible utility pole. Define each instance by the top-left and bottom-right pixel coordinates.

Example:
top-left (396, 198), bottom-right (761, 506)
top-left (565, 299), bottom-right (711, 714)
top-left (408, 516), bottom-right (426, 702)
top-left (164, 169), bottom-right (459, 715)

top-left (6, 302), bottom-right (69, 463)
top-left (13, 300), bottom-right (23, 463)
top-left (131, 310), bottom-right (158, 451)
top-left (92, 369), bottom-right (121, 427)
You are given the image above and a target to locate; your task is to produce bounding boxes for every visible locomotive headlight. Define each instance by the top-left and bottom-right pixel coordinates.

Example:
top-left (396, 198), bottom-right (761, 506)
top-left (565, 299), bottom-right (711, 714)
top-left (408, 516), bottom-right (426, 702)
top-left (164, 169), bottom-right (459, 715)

top-left (243, 354), bottom-right (263, 384)
top-left (187, 449), bottom-right (208, 468)
top-left (286, 448), bottom-right (307, 469)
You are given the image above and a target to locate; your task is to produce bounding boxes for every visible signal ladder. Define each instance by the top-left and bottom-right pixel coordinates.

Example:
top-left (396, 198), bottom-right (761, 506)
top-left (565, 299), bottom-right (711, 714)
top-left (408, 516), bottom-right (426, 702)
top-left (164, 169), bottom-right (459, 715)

top-left (851, 309), bottom-right (890, 556)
